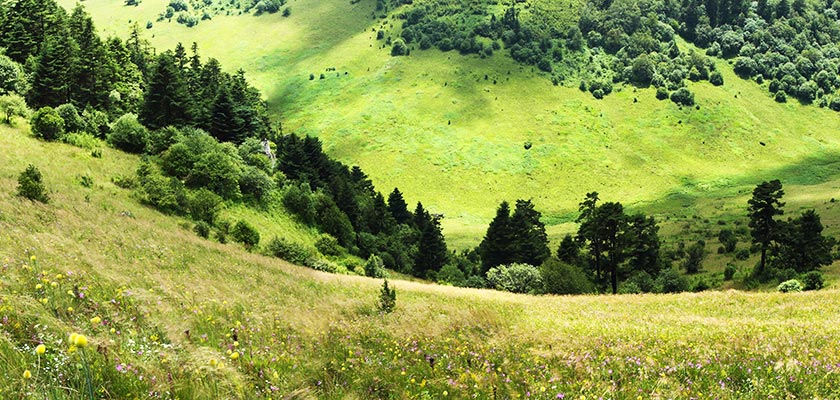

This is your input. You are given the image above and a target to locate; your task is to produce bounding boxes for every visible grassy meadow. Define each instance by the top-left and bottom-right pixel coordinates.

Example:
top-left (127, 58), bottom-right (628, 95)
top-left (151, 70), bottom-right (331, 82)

top-left (57, 0), bottom-right (840, 250)
top-left (3, 124), bottom-right (840, 398)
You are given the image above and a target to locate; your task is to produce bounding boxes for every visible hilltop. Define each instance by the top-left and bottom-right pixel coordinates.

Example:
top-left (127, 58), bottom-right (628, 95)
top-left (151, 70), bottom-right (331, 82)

top-left (2, 124), bottom-right (840, 398)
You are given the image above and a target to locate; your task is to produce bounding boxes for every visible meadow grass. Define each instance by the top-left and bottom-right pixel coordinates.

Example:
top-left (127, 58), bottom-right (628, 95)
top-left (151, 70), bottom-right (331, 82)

top-left (3, 124), bottom-right (840, 398)
top-left (61, 0), bottom-right (840, 251)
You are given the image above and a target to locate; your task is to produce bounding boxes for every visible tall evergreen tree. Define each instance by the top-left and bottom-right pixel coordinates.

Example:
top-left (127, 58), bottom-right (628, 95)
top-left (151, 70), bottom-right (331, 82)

top-left (557, 234), bottom-right (580, 265)
top-left (68, 4), bottom-right (112, 109)
top-left (624, 214), bottom-right (661, 276)
top-left (29, 31), bottom-right (78, 108)
top-left (510, 199), bottom-right (550, 266)
top-left (0, 0), bottom-right (63, 63)
top-left (415, 215), bottom-right (448, 278)
top-left (747, 180), bottom-right (785, 278)
top-left (209, 86), bottom-right (243, 143)
top-left (577, 192), bottom-right (603, 280)
top-left (387, 188), bottom-right (412, 225)
top-left (775, 210), bottom-right (833, 273)
top-left (478, 201), bottom-right (515, 272)
top-left (594, 202), bottom-right (627, 294)
top-left (140, 52), bottom-right (192, 129)
top-left (413, 202), bottom-right (430, 232)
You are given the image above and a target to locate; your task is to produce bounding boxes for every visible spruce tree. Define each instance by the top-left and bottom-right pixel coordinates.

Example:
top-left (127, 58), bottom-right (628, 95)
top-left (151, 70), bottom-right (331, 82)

top-left (478, 201), bottom-right (514, 272)
top-left (387, 188), bottom-right (412, 225)
top-left (415, 215), bottom-right (448, 278)
top-left (68, 4), bottom-right (112, 109)
top-left (29, 32), bottom-right (78, 108)
top-left (510, 199), bottom-right (550, 267)
top-left (140, 52), bottom-right (192, 129)
top-left (557, 234), bottom-right (580, 265)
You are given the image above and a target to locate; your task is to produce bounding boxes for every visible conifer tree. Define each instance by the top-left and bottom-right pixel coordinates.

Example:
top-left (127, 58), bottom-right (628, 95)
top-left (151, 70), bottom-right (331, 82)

top-left (478, 201), bottom-right (514, 272)
top-left (29, 32), bottom-right (78, 108)
top-left (510, 199), bottom-right (550, 267)
top-left (140, 52), bottom-right (192, 129)
top-left (387, 188), bottom-right (412, 225)
top-left (748, 180), bottom-right (784, 278)
top-left (415, 215), bottom-right (448, 278)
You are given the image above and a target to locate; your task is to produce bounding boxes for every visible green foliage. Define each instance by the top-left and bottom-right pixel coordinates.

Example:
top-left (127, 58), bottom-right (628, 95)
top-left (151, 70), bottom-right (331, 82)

top-left (0, 93), bottom-right (29, 124)
top-left (724, 264), bottom-right (737, 281)
top-left (282, 183), bottom-right (316, 224)
top-left (231, 219), bottom-right (260, 250)
top-left (486, 263), bottom-right (542, 294)
top-left (187, 188), bottom-right (223, 224)
top-left (479, 199), bottom-right (550, 271)
top-left (30, 106), bottom-right (65, 141)
top-left (266, 236), bottom-right (312, 265)
top-left (436, 263), bottom-right (467, 286)
top-left (148, 126), bottom-right (183, 155)
top-left (748, 180), bottom-right (785, 279)
top-left (61, 132), bottom-right (101, 151)
top-left (773, 209), bottom-right (834, 273)
top-left (777, 279), bottom-right (803, 293)
top-left (238, 166), bottom-right (274, 202)
top-left (378, 279), bottom-right (396, 313)
top-left (17, 164), bottom-right (50, 203)
top-left (363, 254), bottom-right (387, 278)
top-left (709, 71), bottom-right (724, 86)
top-left (108, 113), bottom-right (148, 153)
top-left (681, 241), bottom-right (706, 274)
top-left (669, 88), bottom-right (695, 106)
top-left (801, 271), bottom-right (824, 291)
top-left (314, 234), bottom-right (345, 257)
top-left (136, 164), bottom-right (188, 214)
top-left (539, 258), bottom-right (594, 295)
top-left (655, 87), bottom-right (669, 100)
top-left (656, 267), bottom-right (689, 293)
top-left (55, 103), bottom-right (85, 134)
top-left (186, 146), bottom-right (243, 199)
top-left (0, 54), bottom-right (27, 95)
top-left (193, 220), bottom-right (211, 238)
top-left (718, 229), bottom-right (737, 253)
top-left (391, 39), bottom-right (407, 56)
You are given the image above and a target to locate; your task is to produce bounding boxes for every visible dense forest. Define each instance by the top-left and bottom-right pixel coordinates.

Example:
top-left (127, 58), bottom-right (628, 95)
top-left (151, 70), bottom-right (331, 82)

top-left (378, 0), bottom-right (840, 106)
top-left (2, 0), bottom-right (837, 296)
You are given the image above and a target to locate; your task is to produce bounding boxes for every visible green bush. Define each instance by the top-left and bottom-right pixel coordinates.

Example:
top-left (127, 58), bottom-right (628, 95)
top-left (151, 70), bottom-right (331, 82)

top-left (61, 132), bottom-right (102, 150)
top-left (108, 113), bottom-right (148, 153)
top-left (315, 234), bottom-right (345, 256)
top-left (391, 39), bottom-right (407, 56)
top-left (265, 236), bottom-right (312, 265)
top-left (193, 221), bottom-right (211, 238)
top-left (709, 71), bottom-right (724, 86)
top-left (30, 107), bottom-right (65, 141)
top-left (306, 258), bottom-right (338, 273)
top-left (655, 87), bottom-right (669, 100)
top-left (17, 164), bottom-right (50, 203)
top-left (539, 258), bottom-right (594, 295)
top-left (188, 188), bottom-right (223, 224)
top-left (55, 103), bottom-right (85, 133)
top-left (724, 263), bottom-right (737, 281)
top-left (486, 263), bottom-right (542, 294)
top-left (670, 88), bottom-right (695, 106)
top-left (238, 166), bottom-right (274, 202)
top-left (148, 126), bottom-right (183, 155)
top-left (363, 254), bottom-right (387, 278)
top-left (777, 279), bottom-right (803, 293)
top-left (82, 108), bottom-right (110, 138)
top-left (656, 267), bottom-right (689, 293)
top-left (231, 220), bottom-right (260, 250)
top-left (801, 271), bottom-right (824, 291)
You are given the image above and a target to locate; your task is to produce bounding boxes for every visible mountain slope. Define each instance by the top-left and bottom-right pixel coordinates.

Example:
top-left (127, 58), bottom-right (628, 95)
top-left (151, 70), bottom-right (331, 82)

top-left (2, 124), bottom-right (840, 398)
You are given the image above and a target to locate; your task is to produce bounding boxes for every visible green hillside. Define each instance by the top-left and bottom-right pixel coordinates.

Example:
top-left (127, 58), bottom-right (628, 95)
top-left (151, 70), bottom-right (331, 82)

top-left (62, 0), bottom-right (840, 250)
top-left (2, 124), bottom-right (840, 398)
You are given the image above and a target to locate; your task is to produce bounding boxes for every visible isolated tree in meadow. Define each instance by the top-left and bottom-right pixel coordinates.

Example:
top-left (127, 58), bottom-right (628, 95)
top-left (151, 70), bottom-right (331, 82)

top-left (747, 180), bottom-right (784, 278)
top-left (0, 94), bottom-right (28, 124)
top-left (594, 201), bottom-right (627, 294)
top-left (775, 210), bottom-right (834, 273)
top-left (576, 192), bottom-right (603, 280)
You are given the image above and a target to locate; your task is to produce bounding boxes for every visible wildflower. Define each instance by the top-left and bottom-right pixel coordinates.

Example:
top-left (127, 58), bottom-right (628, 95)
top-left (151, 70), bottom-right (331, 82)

top-left (69, 333), bottom-right (78, 344)
top-left (110, 328), bottom-right (116, 334)
top-left (210, 358), bottom-right (218, 367)
top-left (233, 341), bottom-right (239, 347)
top-left (40, 298), bottom-right (47, 304)
top-left (230, 352), bottom-right (240, 360)
top-left (35, 344), bottom-right (46, 355)
top-left (91, 316), bottom-right (101, 325)
top-left (67, 307), bottom-right (74, 313)
top-left (70, 333), bottom-right (88, 347)
top-left (443, 391), bottom-right (448, 396)
top-left (35, 284), bottom-right (42, 290)
top-left (23, 370), bottom-right (31, 379)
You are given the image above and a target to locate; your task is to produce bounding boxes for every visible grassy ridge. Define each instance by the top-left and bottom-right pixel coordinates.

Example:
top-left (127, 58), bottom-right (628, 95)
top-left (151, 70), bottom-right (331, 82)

top-left (2, 125), bottom-right (840, 398)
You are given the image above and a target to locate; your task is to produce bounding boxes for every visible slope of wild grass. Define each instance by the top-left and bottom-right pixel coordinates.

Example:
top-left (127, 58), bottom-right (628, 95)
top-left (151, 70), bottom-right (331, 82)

top-left (3, 125), bottom-right (840, 398)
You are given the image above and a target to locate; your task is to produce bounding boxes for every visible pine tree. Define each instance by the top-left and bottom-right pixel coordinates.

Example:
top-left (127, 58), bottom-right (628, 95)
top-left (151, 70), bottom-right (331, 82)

top-left (625, 214), bottom-right (661, 276)
top-left (0, 0), bottom-right (63, 63)
top-left (209, 86), bottom-right (243, 143)
top-left (387, 188), bottom-right (412, 225)
top-left (68, 4), bottom-right (113, 109)
top-left (747, 180), bottom-right (784, 278)
top-left (510, 199), bottom-right (550, 267)
top-left (29, 32), bottom-right (78, 108)
top-left (557, 234), bottom-right (580, 265)
top-left (415, 215), bottom-right (448, 278)
top-left (478, 201), bottom-right (515, 272)
top-left (140, 52), bottom-right (192, 129)
top-left (413, 202), bottom-right (429, 232)
top-left (776, 210), bottom-right (833, 273)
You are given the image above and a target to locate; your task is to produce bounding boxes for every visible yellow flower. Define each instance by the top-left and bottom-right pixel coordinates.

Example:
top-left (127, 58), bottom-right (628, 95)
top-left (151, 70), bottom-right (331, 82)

top-left (40, 298), bottom-right (48, 304)
top-left (443, 391), bottom-right (448, 396)
top-left (30, 255), bottom-right (36, 262)
top-left (91, 316), bottom-right (101, 325)
top-left (230, 352), bottom-right (240, 360)
top-left (23, 370), bottom-right (31, 379)
top-left (69, 333), bottom-right (78, 344)
top-left (233, 341), bottom-right (239, 347)
top-left (110, 328), bottom-right (116, 334)
top-left (35, 284), bottom-right (42, 290)
top-left (67, 307), bottom-right (74, 313)
top-left (209, 358), bottom-right (218, 367)
top-left (70, 333), bottom-right (88, 347)
top-left (35, 344), bottom-right (46, 355)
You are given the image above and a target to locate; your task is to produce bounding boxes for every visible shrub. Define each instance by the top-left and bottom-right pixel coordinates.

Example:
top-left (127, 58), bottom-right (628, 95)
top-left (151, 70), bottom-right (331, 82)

top-left (670, 88), bottom-right (695, 106)
top-left (777, 279), bottom-right (803, 293)
top-left (108, 113), bottom-right (148, 153)
top-left (188, 188), bottom-right (223, 224)
top-left (709, 71), bottom-right (724, 86)
top-left (148, 126), bottom-right (183, 155)
top-left (82, 108), bottom-right (110, 138)
top-left (17, 164), bottom-right (49, 203)
top-left (656, 267), bottom-right (689, 293)
top-left (379, 279), bottom-right (396, 313)
top-left (724, 263), bottom-right (737, 281)
top-left (30, 107), bottom-right (65, 141)
top-left (281, 6), bottom-right (290, 16)
top-left (801, 271), bottom-right (824, 291)
top-left (692, 279), bottom-right (710, 292)
top-left (215, 220), bottom-right (230, 244)
top-left (655, 87), bottom-right (669, 100)
top-left (265, 236), bottom-right (312, 265)
top-left (625, 271), bottom-right (656, 293)
top-left (486, 263), bottom-right (542, 294)
top-left (315, 234), bottom-right (345, 256)
top-left (55, 103), bottom-right (85, 133)
top-left (0, 93), bottom-right (29, 124)
top-left (61, 132), bottom-right (101, 150)
top-left (774, 90), bottom-right (787, 103)
top-left (391, 39), bottom-right (407, 56)
top-left (238, 166), bottom-right (274, 202)
top-left (193, 221), bottom-right (211, 238)
top-left (437, 264), bottom-right (466, 286)
top-left (539, 258), bottom-right (594, 295)
top-left (735, 248), bottom-right (750, 260)
top-left (231, 220), bottom-right (260, 250)
top-left (364, 254), bottom-right (387, 278)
